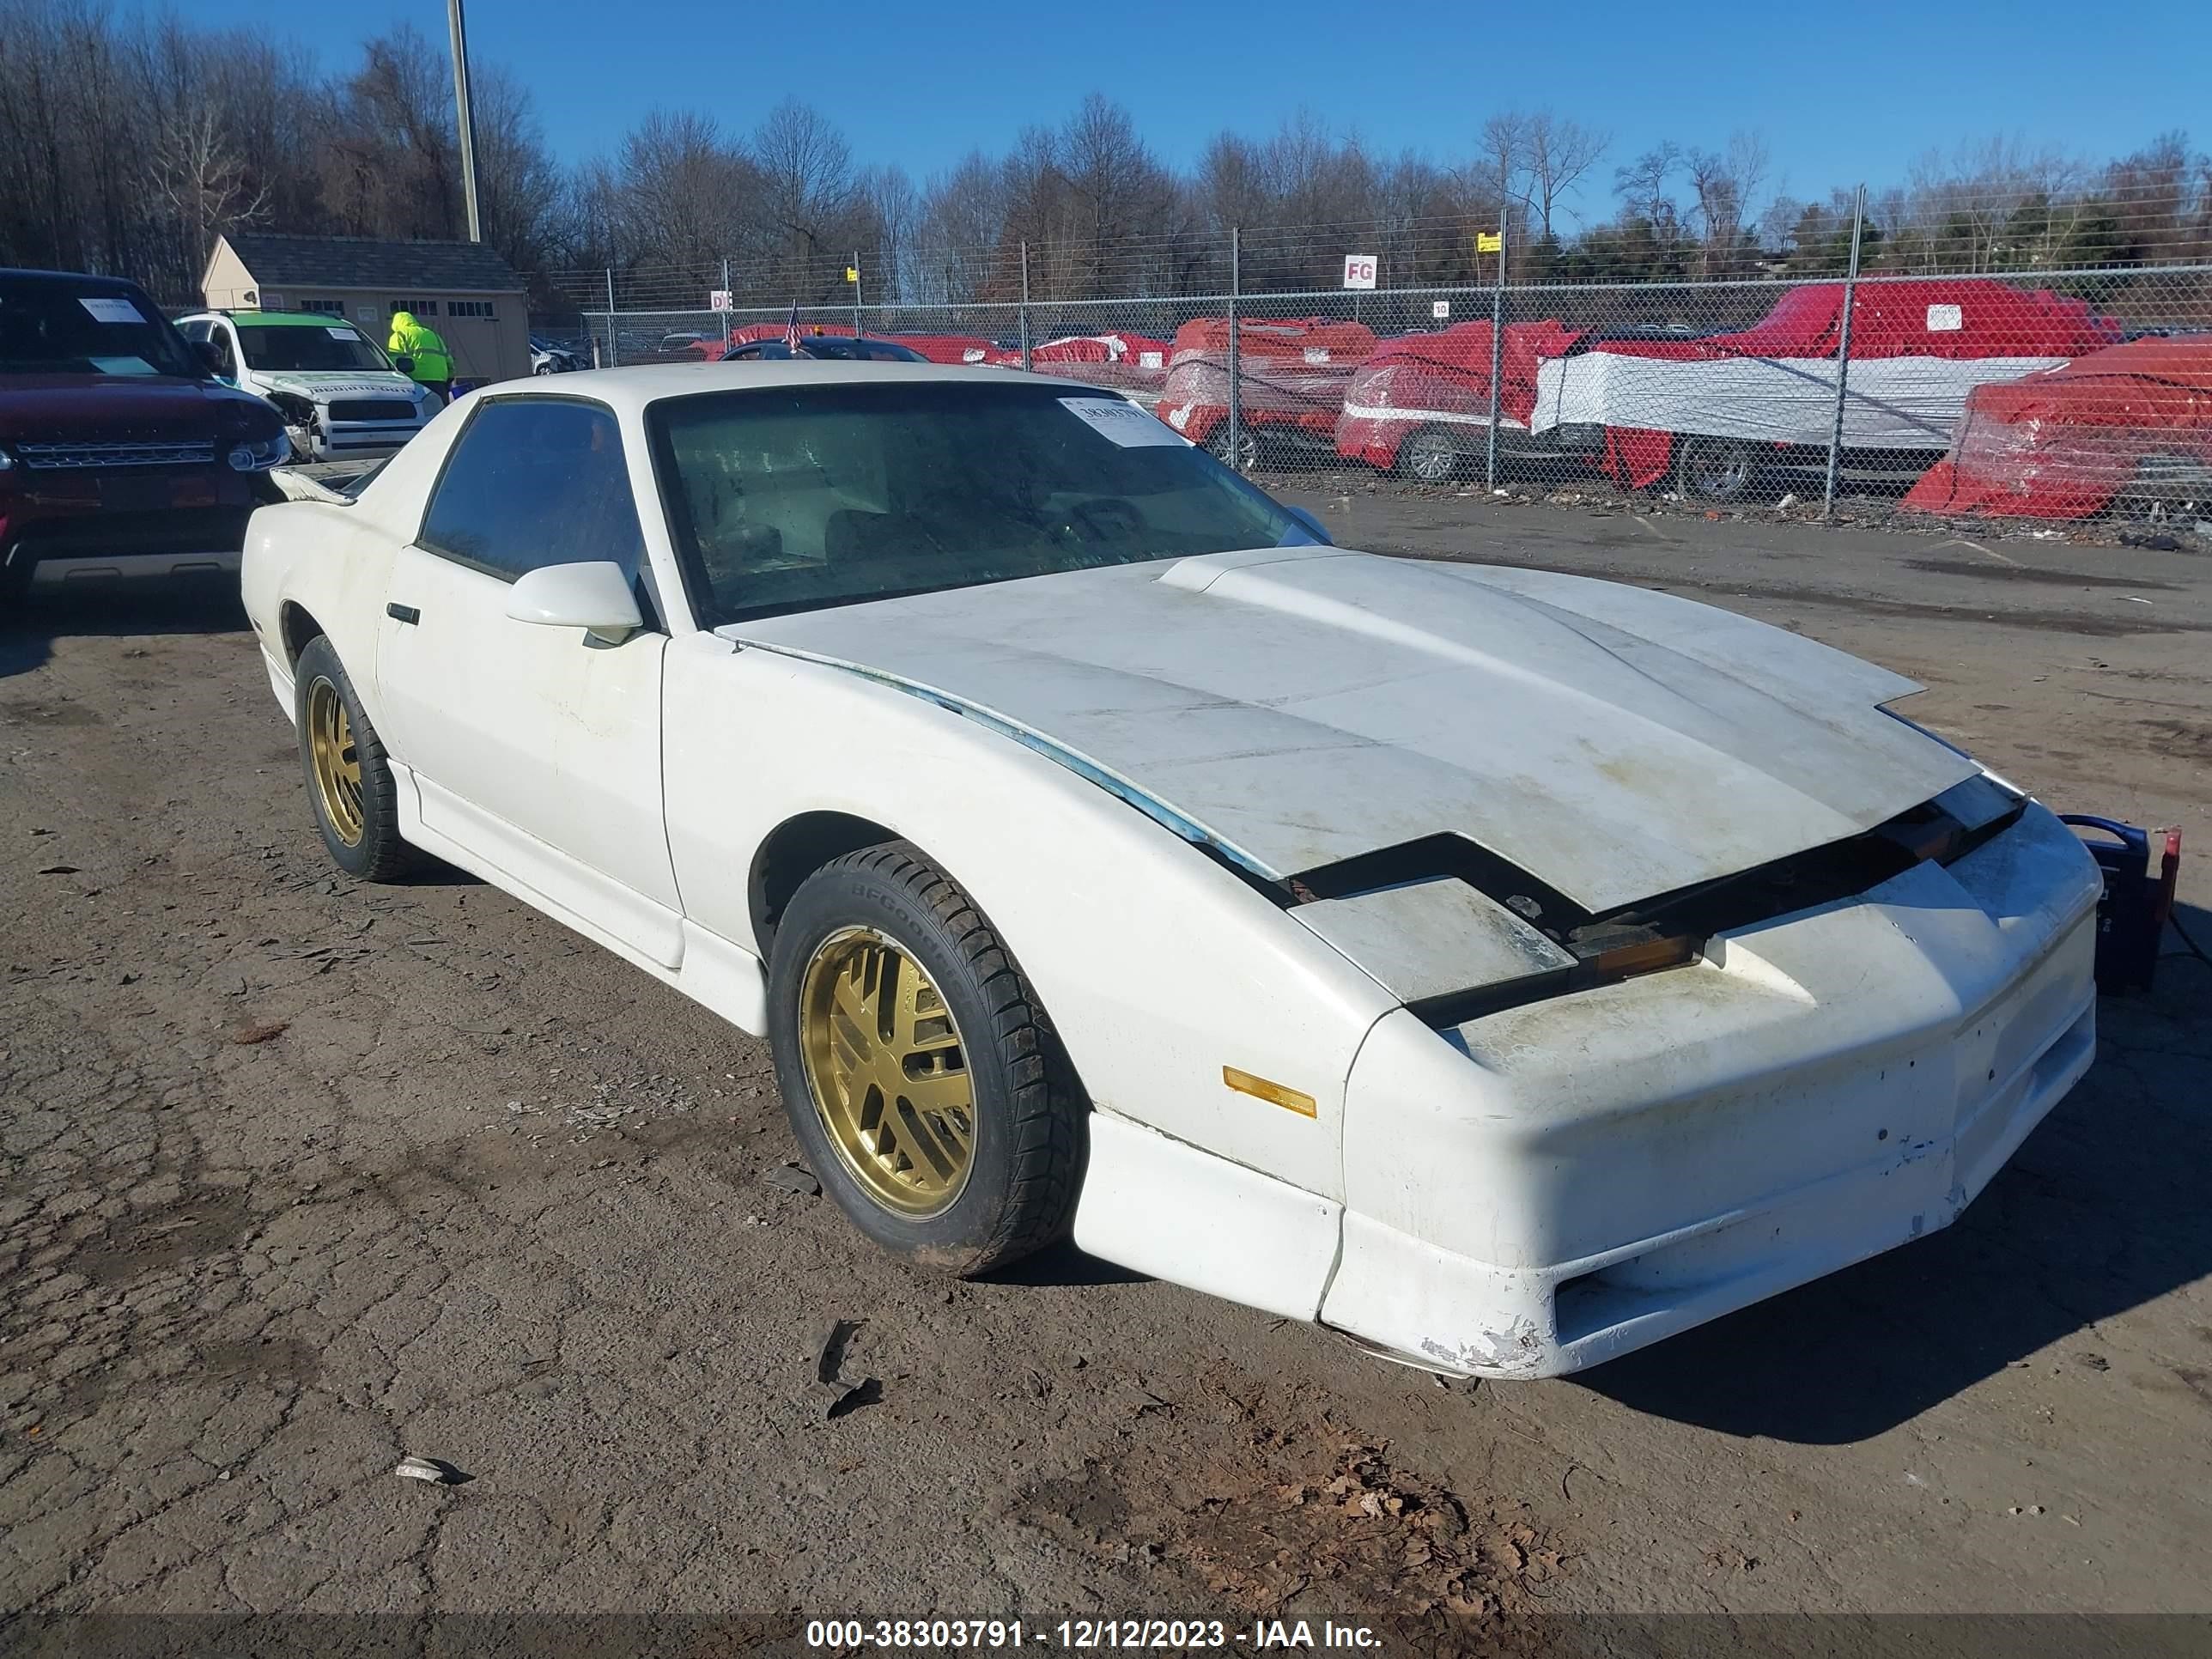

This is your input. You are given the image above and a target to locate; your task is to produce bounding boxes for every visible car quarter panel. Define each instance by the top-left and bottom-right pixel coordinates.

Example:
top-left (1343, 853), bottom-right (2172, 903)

top-left (659, 634), bottom-right (1400, 1202)
top-left (240, 499), bottom-right (404, 726)
top-left (1323, 799), bottom-right (2102, 1377)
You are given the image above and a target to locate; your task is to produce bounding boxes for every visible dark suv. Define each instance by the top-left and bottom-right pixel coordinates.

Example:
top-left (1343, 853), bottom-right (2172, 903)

top-left (1, 268), bottom-right (289, 596)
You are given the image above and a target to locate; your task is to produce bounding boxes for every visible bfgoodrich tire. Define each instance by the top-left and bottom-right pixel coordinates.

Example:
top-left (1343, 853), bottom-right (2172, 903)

top-left (767, 842), bottom-right (1085, 1275)
top-left (292, 635), bottom-right (420, 881)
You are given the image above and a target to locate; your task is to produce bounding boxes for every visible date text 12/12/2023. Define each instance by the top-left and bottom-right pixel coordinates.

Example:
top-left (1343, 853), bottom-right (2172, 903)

top-left (803, 1618), bottom-right (1386, 1649)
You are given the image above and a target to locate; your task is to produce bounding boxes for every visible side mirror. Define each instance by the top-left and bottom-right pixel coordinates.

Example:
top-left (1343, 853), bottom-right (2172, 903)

top-left (505, 561), bottom-right (643, 646)
top-left (392, 354), bottom-right (415, 375)
top-left (1282, 505), bottom-right (1334, 545)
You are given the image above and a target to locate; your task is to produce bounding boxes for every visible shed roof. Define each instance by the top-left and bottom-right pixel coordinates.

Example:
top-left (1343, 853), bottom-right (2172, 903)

top-left (216, 234), bottom-right (524, 295)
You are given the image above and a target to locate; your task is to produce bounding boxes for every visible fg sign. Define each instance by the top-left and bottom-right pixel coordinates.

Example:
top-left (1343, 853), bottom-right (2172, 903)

top-left (1341, 253), bottom-right (1378, 290)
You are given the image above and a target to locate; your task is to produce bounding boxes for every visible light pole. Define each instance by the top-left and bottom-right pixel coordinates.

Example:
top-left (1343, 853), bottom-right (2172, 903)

top-left (447, 0), bottom-right (484, 242)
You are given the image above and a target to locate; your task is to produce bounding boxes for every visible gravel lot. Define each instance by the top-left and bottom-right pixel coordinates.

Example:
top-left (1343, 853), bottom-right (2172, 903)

top-left (4, 490), bottom-right (2209, 1651)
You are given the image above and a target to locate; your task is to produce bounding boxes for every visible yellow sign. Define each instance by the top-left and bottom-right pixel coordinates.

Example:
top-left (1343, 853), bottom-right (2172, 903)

top-left (845, 266), bottom-right (860, 283)
top-left (1477, 231), bottom-right (1503, 253)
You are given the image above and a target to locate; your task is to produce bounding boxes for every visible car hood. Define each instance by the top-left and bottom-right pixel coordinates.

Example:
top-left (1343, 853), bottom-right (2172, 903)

top-left (0, 374), bottom-right (274, 442)
top-left (251, 369), bottom-right (418, 403)
top-left (724, 548), bottom-right (1978, 912)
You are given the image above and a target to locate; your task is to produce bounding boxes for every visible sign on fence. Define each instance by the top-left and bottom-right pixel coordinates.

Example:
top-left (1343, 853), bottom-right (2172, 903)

top-left (1341, 253), bottom-right (1378, 290)
top-left (1477, 231), bottom-right (1503, 253)
top-left (709, 289), bottom-right (732, 312)
top-left (1432, 300), bottom-right (1450, 319)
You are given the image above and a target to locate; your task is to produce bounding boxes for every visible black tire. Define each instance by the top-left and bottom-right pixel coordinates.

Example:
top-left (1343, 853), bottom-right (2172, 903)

top-left (292, 635), bottom-right (421, 881)
top-left (1207, 419), bottom-right (1260, 473)
top-left (1398, 425), bottom-right (1464, 484)
top-left (1674, 434), bottom-right (1757, 504)
top-left (767, 842), bottom-right (1085, 1275)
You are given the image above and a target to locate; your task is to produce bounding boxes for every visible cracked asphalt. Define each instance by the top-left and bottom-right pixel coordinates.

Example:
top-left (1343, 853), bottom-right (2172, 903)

top-left (3, 494), bottom-right (2209, 1651)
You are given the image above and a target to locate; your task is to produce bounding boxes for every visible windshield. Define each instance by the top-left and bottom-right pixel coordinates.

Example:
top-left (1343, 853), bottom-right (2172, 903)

top-left (805, 338), bottom-right (924, 362)
top-left (237, 323), bottom-right (392, 374)
top-left (650, 382), bottom-right (1307, 623)
top-left (0, 276), bottom-right (201, 378)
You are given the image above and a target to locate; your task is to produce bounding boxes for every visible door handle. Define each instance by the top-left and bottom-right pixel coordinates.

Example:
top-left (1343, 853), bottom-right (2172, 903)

top-left (386, 603), bottom-right (420, 625)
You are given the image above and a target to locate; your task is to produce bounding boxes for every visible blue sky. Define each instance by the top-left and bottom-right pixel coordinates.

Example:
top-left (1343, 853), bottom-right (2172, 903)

top-left (193, 0), bottom-right (2206, 226)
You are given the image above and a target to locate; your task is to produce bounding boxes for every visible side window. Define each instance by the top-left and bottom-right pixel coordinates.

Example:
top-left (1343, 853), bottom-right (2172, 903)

top-left (204, 325), bottom-right (235, 377)
top-left (418, 400), bottom-right (649, 590)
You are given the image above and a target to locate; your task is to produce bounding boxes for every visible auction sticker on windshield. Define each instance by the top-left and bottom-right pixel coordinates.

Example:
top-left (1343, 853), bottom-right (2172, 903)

top-left (1060, 396), bottom-right (1189, 447)
top-left (78, 297), bottom-right (143, 324)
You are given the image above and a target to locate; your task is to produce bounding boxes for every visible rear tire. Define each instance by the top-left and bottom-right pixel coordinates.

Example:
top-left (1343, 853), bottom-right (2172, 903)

top-left (1674, 434), bottom-right (1757, 504)
top-left (767, 842), bottom-right (1085, 1276)
top-left (292, 635), bottom-right (421, 881)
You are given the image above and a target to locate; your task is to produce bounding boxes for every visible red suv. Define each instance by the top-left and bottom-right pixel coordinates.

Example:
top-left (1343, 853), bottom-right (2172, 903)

top-left (2, 268), bottom-right (289, 596)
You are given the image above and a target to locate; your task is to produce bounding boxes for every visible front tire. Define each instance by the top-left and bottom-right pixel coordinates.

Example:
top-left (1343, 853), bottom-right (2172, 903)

top-left (1207, 419), bottom-right (1260, 473)
top-left (767, 842), bottom-right (1085, 1275)
top-left (292, 635), bottom-right (420, 880)
top-left (1398, 425), bottom-right (1463, 484)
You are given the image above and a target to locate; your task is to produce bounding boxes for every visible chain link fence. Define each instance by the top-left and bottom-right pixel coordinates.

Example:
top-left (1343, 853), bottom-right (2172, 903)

top-left (528, 196), bottom-right (2212, 538)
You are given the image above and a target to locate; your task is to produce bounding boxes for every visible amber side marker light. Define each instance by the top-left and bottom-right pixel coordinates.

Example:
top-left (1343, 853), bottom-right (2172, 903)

top-left (1223, 1066), bottom-right (1317, 1118)
top-left (1406, 932), bottom-right (1705, 1030)
top-left (1583, 934), bottom-right (1704, 978)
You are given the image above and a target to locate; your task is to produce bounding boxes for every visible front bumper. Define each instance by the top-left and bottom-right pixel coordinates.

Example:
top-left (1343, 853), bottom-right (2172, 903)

top-left (302, 416), bottom-right (431, 460)
top-left (1322, 799), bottom-right (2103, 1379)
top-left (3, 501), bottom-right (255, 588)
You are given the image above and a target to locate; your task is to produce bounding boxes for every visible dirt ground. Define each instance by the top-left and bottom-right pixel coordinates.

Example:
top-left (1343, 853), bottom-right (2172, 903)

top-left (3, 489), bottom-right (2209, 1654)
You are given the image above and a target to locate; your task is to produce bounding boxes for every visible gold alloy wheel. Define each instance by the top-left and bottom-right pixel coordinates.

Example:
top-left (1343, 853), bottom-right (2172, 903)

top-left (306, 677), bottom-right (365, 848)
top-left (798, 927), bottom-right (975, 1218)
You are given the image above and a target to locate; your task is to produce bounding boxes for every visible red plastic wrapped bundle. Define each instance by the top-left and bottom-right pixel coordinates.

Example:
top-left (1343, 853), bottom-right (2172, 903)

top-left (1902, 336), bottom-right (2212, 520)
top-left (1528, 279), bottom-right (2123, 489)
top-left (1156, 318), bottom-right (1379, 447)
top-left (1025, 333), bottom-right (1174, 397)
top-left (1336, 319), bottom-right (1582, 471)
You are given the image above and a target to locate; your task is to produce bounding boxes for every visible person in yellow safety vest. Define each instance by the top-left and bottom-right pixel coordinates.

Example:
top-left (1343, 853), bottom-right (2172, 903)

top-left (386, 311), bottom-right (454, 405)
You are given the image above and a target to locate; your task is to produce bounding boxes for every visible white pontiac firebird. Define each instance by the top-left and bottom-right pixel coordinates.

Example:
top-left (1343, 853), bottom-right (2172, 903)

top-left (241, 362), bottom-right (2102, 1380)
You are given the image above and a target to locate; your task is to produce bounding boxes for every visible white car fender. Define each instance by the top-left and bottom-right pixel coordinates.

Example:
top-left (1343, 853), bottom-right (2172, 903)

top-left (661, 635), bottom-right (1400, 1209)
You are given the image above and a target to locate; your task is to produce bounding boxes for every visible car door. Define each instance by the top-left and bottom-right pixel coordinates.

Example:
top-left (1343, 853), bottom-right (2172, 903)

top-left (373, 395), bottom-right (684, 966)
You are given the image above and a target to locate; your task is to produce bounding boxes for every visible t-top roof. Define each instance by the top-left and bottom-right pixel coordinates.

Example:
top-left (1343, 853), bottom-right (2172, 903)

top-left (218, 234), bottom-right (524, 295)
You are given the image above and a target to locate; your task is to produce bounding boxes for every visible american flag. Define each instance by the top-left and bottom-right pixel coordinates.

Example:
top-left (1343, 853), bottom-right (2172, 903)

top-left (782, 302), bottom-right (800, 352)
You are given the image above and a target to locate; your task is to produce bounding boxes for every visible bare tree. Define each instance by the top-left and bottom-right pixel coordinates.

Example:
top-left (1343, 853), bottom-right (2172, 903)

top-left (1524, 112), bottom-right (1607, 240)
top-left (1613, 141), bottom-right (1681, 222)
top-left (750, 98), bottom-right (856, 276)
top-left (1684, 131), bottom-right (1766, 273)
top-left (149, 106), bottom-right (268, 269)
top-left (1477, 111), bottom-right (1530, 222)
top-left (619, 108), bottom-right (762, 276)
top-left (914, 149), bottom-right (1007, 304)
top-left (857, 164), bottom-right (918, 302)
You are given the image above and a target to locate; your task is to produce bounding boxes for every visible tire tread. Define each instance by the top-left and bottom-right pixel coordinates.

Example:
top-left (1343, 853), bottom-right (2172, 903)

top-left (805, 841), bottom-right (1084, 1273)
top-left (293, 635), bottom-right (422, 882)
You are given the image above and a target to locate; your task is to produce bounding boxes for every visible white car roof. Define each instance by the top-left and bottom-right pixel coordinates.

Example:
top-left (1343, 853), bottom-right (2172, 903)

top-left (489, 362), bottom-right (1065, 418)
